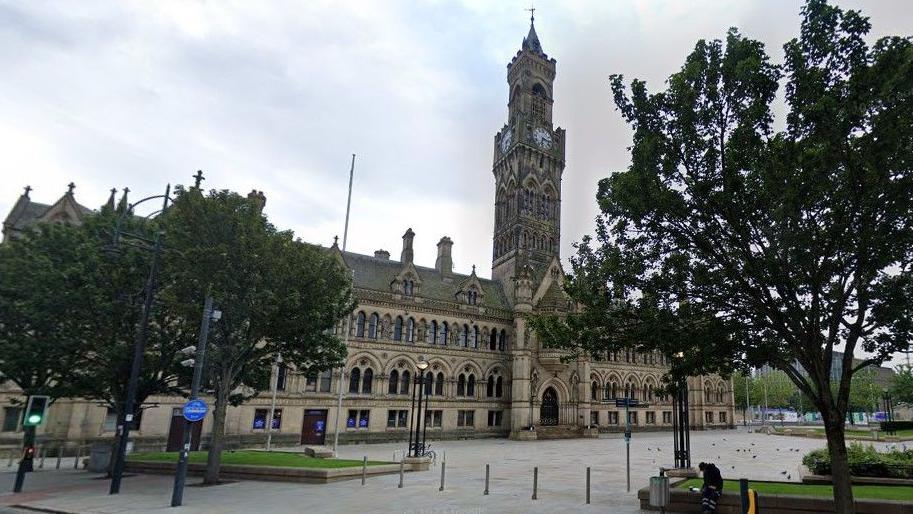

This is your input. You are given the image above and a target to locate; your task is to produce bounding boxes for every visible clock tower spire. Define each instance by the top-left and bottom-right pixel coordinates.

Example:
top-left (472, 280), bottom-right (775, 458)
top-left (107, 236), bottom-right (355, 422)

top-left (491, 15), bottom-right (565, 301)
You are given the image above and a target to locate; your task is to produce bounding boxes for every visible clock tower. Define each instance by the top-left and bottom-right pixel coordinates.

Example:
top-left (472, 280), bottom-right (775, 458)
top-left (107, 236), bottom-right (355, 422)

top-left (491, 14), bottom-right (566, 299)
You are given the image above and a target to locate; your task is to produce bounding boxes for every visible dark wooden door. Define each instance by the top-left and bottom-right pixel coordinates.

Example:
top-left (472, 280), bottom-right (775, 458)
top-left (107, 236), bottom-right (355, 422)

top-left (301, 409), bottom-right (328, 445)
top-left (166, 407), bottom-right (203, 452)
top-left (540, 387), bottom-right (559, 426)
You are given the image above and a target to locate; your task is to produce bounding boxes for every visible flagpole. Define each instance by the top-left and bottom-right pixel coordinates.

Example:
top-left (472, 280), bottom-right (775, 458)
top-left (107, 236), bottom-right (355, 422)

top-left (333, 153), bottom-right (355, 455)
top-left (342, 154), bottom-right (355, 251)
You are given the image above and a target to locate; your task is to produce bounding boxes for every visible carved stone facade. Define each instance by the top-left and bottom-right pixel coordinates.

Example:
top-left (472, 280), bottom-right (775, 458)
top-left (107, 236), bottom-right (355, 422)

top-left (0, 18), bottom-right (734, 450)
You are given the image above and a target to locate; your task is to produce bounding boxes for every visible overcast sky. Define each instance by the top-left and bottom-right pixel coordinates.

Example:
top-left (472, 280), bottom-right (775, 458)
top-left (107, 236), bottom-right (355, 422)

top-left (1, 0), bottom-right (910, 363)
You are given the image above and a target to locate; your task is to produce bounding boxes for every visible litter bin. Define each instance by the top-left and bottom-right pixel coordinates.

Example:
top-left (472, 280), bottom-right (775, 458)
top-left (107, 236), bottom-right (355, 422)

top-left (88, 443), bottom-right (112, 472)
top-left (649, 474), bottom-right (671, 510)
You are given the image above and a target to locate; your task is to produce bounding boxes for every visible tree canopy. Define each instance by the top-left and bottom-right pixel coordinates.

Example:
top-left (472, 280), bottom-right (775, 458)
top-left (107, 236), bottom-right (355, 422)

top-left (162, 187), bottom-right (354, 483)
top-left (530, 2), bottom-right (912, 512)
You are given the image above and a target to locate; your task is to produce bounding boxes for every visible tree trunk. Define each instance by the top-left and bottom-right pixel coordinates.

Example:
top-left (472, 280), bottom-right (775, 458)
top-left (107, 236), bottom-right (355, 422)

top-left (823, 412), bottom-right (855, 514)
top-left (203, 387), bottom-right (228, 485)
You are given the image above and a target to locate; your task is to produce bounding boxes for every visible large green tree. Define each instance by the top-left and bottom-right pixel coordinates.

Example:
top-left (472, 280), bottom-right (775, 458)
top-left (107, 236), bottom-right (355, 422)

top-left (0, 223), bottom-right (86, 464)
top-left (890, 364), bottom-right (913, 405)
top-left (162, 187), bottom-right (353, 484)
top-left (0, 204), bottom-right (192, 477)
top-left (530, 2), bottom-right (912, 512)
top-left (66, 208), bottom-right (192, 450)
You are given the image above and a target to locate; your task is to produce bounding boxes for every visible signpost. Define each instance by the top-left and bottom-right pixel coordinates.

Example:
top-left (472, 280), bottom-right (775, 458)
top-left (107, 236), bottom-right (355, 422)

top-left (182, 400), bottom-right (208, 423)
top-left (615, 398), bottom-right (649, 492)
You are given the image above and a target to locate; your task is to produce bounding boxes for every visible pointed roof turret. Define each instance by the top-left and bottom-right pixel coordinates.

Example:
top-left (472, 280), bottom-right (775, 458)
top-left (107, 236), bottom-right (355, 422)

top-left (522, 10), bottom-right (542, 54)
top-left (105, 188), bottom-right (117, 210)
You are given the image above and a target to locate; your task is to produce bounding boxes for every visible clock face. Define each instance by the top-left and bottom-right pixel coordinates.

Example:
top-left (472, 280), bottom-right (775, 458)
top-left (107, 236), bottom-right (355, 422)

top-left (500, 129), bottom-right (513, 154)
top-left (533, 127), bottom-right (552, 149)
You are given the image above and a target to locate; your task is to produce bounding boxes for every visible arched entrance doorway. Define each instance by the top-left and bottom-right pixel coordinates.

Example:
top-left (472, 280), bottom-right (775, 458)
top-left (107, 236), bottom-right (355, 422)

top-left (540, 387), bottom-right (559, 426)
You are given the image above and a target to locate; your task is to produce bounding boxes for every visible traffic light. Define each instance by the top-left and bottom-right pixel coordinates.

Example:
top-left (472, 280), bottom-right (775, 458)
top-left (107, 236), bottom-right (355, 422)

top-left (22, 395), bottom-right (49, 427)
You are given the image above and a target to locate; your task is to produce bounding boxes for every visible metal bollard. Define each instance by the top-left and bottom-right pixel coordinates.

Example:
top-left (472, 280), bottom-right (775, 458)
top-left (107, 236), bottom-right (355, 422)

top-left (439, 460), bottom-right (446, 492)
top-left (361, 456), bottom-right (367, 486)
top-left (56, 447), bottom-right (63, 469)
top-left (586, 466), bottom-right (591, 504)
top-left (398, 458), bottom-right (404, 488)
top-left (39, 447), bottom-right (46, 468)
top-left (484, 463), bottom-right (489, 495)
top-left (73, 446), bottom-right (81, 470)
top-left (532, 466), bottom-right (538, 500)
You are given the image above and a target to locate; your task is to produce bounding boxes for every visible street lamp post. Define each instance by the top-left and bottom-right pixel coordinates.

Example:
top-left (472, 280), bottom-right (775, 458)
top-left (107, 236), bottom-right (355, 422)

top-left (744, 373), bottom-right (750, 427)
top-left (883, 390), bottom-right (895, 436)
top-left (671, 352), bottom-right (691, 469)
top-left (170, 296), bottom-right (219, 507)
top-left (266, 353), bottom-right (283, 451)
top-left (108, 184), bottom-right (174, 495)
top-left (409, 357), bottom-right (430, 457)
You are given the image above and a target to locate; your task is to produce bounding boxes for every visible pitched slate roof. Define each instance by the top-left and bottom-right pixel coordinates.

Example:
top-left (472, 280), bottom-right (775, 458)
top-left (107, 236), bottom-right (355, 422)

top-left (341, 250), bottom-right (510, 310)
top-left (2, 191), bottom-right (94, 241)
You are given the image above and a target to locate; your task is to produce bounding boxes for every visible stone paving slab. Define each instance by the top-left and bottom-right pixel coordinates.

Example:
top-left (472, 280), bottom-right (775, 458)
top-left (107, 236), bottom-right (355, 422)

top-left (0, 428), bottom-right (827, 513)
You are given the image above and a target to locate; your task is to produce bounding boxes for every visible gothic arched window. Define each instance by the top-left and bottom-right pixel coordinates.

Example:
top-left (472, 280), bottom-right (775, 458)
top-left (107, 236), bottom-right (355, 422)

top-left (429, 320), bottom-right (438, 344)
top-left (442, 322), bottom-right (450, 345)
top-left (393, 316), bottom-right (403, 341)
top-left (400, 370), bottom-right (410, 395)
top-left (356, 312), bottom-right (366, 338)
top-left (435, 372), bottom-right (444, 395)
top-left (388, 370), bottom-right (399, 395)
top-left (362, 368), bottom-right (373, 394)
top-left (406, 317), bottom-right (415, 342)
top-left (487, 376), bottom-right (495, 397)
top-left (349, 368), bottom-right (361, 394)
top-left (467, 374), bottom-right (476, 397)
top-left (404, 280), bottom-right (413, 296)
top-left (591, 381), bottom-right (598, 401)
top-left (457, 374), bottom-right (466, 396)
top-left (496, 376), bottom-right (503, 397)
top-left (472, 326), bottom-right (479, 348)
top-left (368, 313), bottom-right (379, 339)
top-left (489, 330), bottom-right (497, 351)
top-left (462, 324), bottom-right (469, 347)
top-left (499, 329), bottom-right (507, 351)
top-left (424, 371), bottom-right (433, 395)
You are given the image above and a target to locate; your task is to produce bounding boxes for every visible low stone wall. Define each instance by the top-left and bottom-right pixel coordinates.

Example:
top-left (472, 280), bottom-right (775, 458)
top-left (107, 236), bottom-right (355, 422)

top-left (637, 484), bottom-right (913, 513)
top-left (124, 459), bottom-right (427, 484)
top-left (802, 473), bottom-right (913, 486)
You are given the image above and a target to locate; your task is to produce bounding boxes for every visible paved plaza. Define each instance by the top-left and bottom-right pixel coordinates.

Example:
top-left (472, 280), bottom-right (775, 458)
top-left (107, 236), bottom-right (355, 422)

top-left (0, 428), bottom-right (827, 513)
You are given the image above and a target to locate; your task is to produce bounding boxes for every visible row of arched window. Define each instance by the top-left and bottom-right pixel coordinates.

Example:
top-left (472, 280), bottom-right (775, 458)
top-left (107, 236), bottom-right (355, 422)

top-left (592, 349), bottom-right (669, 366)
top-left (704, 382), bottom-right (729, 404)
top-left (353, 311), bottom-right (508, 352)
top-left (493, 229), bottom-right (557, 260)
top-left (495, 186), bottom-right (557, 226)
top-left (349, 367), bottom-right (506, 399)
top-left (590, 380), bottom-right (665, 403)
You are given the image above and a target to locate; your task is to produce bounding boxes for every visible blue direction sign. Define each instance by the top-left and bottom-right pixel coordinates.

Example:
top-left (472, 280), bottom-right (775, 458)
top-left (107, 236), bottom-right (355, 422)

top-left (182, 399), bottom-right (208, 422)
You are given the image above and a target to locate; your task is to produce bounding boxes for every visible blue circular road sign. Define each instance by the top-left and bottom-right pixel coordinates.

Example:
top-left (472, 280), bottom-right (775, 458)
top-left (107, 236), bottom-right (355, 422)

top-left (182, 399), bottom-right (208, 422)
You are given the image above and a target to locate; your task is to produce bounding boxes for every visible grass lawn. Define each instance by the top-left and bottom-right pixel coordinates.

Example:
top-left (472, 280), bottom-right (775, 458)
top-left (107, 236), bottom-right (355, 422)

top-left (677, 479), bottom-right (913, 501)
top-left (777, 427), bottom-right (913, 439)
top-left (128, 451), bottom-right (388, 469)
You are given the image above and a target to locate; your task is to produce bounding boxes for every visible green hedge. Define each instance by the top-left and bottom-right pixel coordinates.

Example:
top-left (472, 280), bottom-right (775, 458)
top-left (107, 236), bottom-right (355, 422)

top-left (881, 421), bottom-right (913, 432)
top-left (803, 443), bottom-right (913, 479)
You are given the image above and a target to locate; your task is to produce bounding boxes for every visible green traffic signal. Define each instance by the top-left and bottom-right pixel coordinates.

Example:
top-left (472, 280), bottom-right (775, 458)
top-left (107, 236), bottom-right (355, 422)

top-left (22, 395), bottom-right (49, 427)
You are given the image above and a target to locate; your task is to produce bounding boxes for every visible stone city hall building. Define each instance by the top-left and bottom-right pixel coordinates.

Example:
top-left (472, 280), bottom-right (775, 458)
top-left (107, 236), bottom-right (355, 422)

top-left (1, 19), bottom-right (734, 451)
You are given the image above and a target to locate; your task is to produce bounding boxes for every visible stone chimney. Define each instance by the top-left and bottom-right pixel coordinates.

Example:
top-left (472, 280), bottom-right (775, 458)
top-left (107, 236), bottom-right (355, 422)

top-left (374, 249), bottom-right (390, 260)
top-left (401, 228), bottom-right (415, 264)
top-left (435, 236), bottom-right (453, 275)
top-left (247, 190), bottom-right (267, 215)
